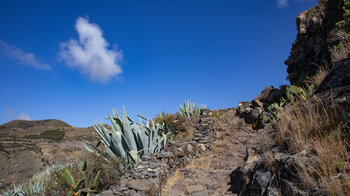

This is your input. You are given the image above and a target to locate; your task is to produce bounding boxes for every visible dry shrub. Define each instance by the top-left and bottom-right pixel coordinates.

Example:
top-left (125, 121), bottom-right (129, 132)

top-left (306, 65), bottom-right (329, 88)
top-left (179, 122), bottom-right (195, 141)
top-left (331, 37), bottom-right (350, 64)
top-left (153, 112), bottom-right (187, 135)
top-left (277, 97), bottom-right (350, 195)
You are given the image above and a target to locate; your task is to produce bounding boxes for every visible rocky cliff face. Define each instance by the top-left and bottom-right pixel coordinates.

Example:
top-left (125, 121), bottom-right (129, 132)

top-left (285, 0), bottom-right (344, 85)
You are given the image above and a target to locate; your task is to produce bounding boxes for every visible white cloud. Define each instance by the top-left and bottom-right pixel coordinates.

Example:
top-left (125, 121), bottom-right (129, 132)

top-left (60, 17), bottom-right (123, 83)
top-left (276, 0), bottom-right (317, 8)
top-left (17, 113), bottom-right (31, 121)
top-left (0, 40), bottom-right (51, 70)
top-left (4, 109), bottom-right (31, 121)
top-left (277, 0), bottom-right (288, 7)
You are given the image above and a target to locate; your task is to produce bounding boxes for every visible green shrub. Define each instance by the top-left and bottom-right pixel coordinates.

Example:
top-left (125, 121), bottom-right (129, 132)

top-left (265, 85), bottom-right (315, 122)
top-left (25, 129), bottom-right (65, 141)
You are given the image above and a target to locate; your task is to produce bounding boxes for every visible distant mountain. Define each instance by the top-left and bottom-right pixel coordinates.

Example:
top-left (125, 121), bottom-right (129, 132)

top-left (0, 119), bottom-right (98, 190)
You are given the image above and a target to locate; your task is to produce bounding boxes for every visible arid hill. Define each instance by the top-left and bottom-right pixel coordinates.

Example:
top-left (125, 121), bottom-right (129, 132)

top-left (0, 119), bottom-right (97, 190)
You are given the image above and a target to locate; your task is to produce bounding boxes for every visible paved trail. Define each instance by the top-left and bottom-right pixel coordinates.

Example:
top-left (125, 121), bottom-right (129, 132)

top-left (162, 109), bottom-right (274, 196)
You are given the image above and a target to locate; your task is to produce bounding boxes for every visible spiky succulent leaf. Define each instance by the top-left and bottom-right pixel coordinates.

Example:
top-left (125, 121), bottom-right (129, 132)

top-left (122, 107), bottom-right (138, 151)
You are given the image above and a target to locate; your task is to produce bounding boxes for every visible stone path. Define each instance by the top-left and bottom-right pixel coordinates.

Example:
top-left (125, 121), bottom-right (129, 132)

top-left (161, 108), bottom-right (274, 196)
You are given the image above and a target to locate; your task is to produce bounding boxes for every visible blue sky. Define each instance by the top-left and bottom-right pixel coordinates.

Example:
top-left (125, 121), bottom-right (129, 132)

top-left (0, 0), bottom-right (318, 127)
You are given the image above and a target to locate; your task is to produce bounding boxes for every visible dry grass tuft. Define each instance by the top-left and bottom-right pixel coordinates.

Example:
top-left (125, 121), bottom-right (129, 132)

top-left (306, 65), bottom-right (329, 88)
top-left (331, 37), bottom-right (350, 64)
top-left (162, 169), bottom-right (184, 195)
top-left (263, 151), bottom-right (276, 171)
top-left (179, 122), bottom-right (195, 142)
top-left (277, 97), bottom-right (350, 195)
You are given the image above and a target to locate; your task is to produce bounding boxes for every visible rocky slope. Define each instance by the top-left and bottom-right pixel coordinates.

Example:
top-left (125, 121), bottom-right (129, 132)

top-left (0, 119), bottom-right (97, 190)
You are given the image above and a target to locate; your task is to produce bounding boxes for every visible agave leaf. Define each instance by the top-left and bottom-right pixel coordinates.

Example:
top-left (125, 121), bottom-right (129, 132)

top-left (128, 149), bottom-right (140, 164)
top-left (122, 107), bottom-right (138, 151)
top-left (110, 130), bottom-right (127, 158)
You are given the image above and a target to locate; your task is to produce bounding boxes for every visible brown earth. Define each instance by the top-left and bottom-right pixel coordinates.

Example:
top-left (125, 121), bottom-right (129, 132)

top-left (0, 119), bottom-right (97, 190)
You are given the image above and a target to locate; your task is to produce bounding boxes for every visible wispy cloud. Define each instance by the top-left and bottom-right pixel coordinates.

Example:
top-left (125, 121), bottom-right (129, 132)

top-left (5, 108), bottom-right (31, 121)
top-left (17, 113), bottom-right (31, 120)
top-left (277, 0), bottom-right (288, 7)
top-left (276, 0), bottom-right (316, 8)
top-left (60, 17), bottom-right (123, 83)
top-left (0, 40), bottom-right (51, 70)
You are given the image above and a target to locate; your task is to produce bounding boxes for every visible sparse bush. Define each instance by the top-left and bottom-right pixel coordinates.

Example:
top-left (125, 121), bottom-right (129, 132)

top-left (153, 112), bottom-right (187, 135)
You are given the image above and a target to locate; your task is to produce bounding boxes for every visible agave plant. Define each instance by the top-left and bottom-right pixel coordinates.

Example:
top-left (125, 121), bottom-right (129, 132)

top-left (179, 100), bottom-right (206, 118)
top-left (84, 108), bottom-right (169, 168)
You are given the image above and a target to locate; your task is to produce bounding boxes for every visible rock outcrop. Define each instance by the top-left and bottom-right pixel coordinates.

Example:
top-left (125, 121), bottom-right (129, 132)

top-left (285, 0), bottom-right (344, 85)
top-left (236, 86), bottom-right (285, 129)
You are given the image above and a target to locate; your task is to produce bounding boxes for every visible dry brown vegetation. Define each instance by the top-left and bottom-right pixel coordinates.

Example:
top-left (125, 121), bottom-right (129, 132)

top-left (331, 36), bottom-right (350, 64)
top-left (276, 96), bottom-right (350, 195)
top-left (153, 112), bottom-right (187, 134)
top-left (153, 112), bottom-right (197, 141)
top-left (162, 169), bottom-right (184, 195)
top-left (263, 151), bottom-right (276, 171)
top-left (306, 65), bottom-right (329, 88)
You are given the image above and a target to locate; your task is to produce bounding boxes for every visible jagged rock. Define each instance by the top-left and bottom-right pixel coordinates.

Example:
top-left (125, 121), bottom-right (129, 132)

top-left (285, 0), bottom-right (344, 85)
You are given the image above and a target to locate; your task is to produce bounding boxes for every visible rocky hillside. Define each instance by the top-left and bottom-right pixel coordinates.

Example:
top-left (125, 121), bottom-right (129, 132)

top-left (0, 119), bottom-right (97, 190)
